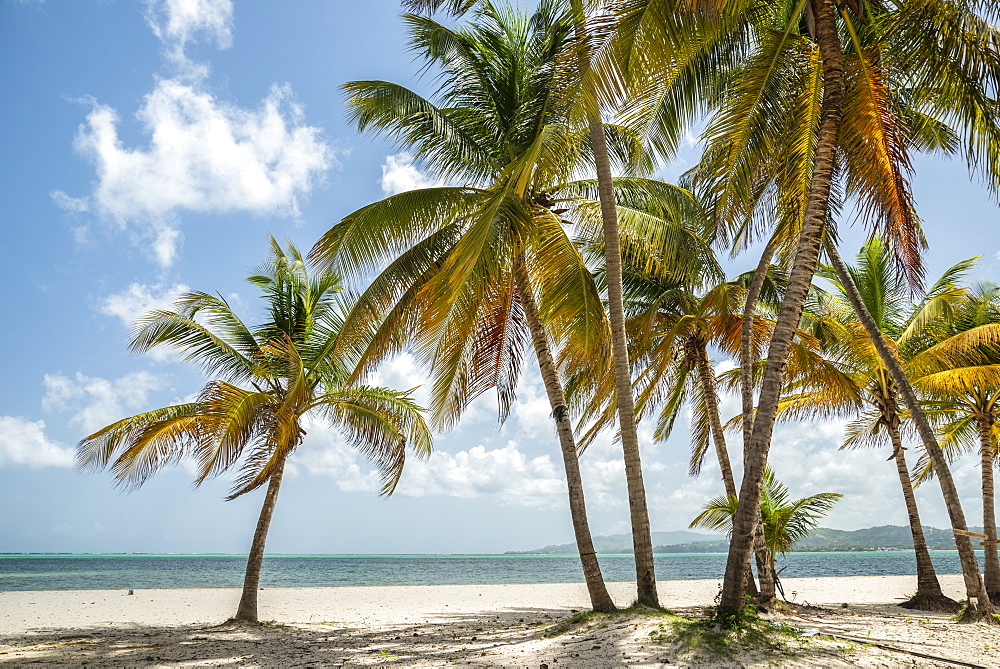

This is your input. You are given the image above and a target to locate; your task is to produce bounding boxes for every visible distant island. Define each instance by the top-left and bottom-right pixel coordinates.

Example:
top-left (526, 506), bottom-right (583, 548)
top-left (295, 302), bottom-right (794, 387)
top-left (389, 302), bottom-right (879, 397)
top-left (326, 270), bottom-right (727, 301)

top-left (507, 525), bottom-right (985, 554)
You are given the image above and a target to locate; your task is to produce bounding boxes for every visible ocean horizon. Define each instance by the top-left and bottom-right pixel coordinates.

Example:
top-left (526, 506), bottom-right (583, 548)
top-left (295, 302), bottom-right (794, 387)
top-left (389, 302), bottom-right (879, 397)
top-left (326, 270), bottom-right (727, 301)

top-left (0, 551), bottom-right (986, 592)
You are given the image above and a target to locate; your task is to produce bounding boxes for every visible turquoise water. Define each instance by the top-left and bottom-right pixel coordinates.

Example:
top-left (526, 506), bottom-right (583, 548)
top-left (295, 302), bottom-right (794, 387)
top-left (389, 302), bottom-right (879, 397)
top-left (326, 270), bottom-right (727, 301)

top-left (0, 551), bottom-right (984, 591)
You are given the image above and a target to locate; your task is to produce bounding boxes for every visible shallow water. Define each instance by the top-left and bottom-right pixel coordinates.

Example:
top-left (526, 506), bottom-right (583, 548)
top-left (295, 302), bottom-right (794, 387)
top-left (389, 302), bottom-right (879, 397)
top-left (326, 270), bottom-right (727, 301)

top-left (0, 550), bottom-right (985, 591)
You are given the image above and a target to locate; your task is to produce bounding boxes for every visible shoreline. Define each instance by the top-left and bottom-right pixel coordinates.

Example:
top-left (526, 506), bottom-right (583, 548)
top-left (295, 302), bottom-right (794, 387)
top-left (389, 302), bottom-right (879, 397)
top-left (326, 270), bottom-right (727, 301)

top-left (3, 575), bottom-right (999, 666)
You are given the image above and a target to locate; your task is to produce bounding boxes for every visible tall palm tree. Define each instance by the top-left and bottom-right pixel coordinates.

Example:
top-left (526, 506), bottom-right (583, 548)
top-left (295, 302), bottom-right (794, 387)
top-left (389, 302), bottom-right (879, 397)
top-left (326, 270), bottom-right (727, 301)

top-left (610, 0), bottom-right (1000, 615)
top-left (312, 1), bottom-right (708, 612)
top-left (909, 283), bottom-right (1000, 601)
top-left (622, 270), bottom-right (777, 601)
top-left (404, 0), bottom-right (664, 607)
top-left (77, 239), bottom-right (432, 623)
top-left (776, 240), bottom-right (977, 609)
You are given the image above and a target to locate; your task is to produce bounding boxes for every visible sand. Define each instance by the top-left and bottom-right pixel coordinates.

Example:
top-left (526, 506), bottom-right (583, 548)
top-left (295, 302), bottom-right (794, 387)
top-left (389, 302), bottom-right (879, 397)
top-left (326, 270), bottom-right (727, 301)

top-left (1, 575), bottom-right (998, 666)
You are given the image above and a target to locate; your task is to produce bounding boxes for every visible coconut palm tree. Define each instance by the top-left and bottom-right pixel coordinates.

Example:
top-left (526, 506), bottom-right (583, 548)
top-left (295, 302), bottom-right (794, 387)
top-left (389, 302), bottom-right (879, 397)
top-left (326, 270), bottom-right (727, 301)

top-left (909, 283), bottom-right (1000, 601)
top-left (77, 239), bottom-right (432, 623)
top-left (311, 1), bottom-right (711, 612)
top-left (609, 0), bottom-right (1000, 615)
top-left (774, 240), bottom-right (979, 609)
top-left (402, 0), bottom-right (665, 606)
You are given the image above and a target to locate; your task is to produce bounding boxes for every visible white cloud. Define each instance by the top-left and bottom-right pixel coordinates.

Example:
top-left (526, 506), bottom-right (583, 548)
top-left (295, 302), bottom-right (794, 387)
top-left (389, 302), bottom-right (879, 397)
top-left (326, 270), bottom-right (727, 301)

top-left (380, 152), bottom-right (442, 196)
top-left (397, 441), bottom-right (564, 507)
top-left (145, 0), bottom-right (233, 69)
top-left (43, 371), bottom-right (167, 435)
top-left (0, 417), bottom-right (74, 469)
top-left (293, 415), bottom-right (566, 508)
top-left (289, 415), bottom-right (384, 493)
top-left (99, 282), bottom-right (190, 328)
top-left (59, 79), bottom-right (331, 267)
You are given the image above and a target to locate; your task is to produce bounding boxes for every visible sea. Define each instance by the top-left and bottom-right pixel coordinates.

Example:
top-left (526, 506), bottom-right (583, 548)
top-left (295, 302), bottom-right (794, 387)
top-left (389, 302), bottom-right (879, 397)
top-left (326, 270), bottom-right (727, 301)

top-left (0, 551), bottom-right (986, 591)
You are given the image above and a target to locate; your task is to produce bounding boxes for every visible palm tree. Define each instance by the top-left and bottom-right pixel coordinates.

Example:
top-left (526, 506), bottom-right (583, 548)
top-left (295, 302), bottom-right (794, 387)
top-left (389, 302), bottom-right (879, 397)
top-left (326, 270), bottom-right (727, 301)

top-left (610, 0), bottom-right (1000, 615)
top-left (77, 239), bottom-right (432, 623)
top-left (776, 240), bottom-right (977, 609)
top-left (312, 1), bottom-right (712, 612)
top-left (691, 467), bottom-right (841, 598)
top-left (909, 283), bottom-right (1000, 602)
top-left (402, 0), bottom-right (664, 607)
top-left (621, 269), bottom-right (775, 601)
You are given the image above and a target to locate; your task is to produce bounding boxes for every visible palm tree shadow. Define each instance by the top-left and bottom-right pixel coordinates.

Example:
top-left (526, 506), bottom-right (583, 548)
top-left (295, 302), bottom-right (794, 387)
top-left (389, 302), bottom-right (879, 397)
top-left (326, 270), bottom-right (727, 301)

top-left (4, 603), bottom-right (971, 666)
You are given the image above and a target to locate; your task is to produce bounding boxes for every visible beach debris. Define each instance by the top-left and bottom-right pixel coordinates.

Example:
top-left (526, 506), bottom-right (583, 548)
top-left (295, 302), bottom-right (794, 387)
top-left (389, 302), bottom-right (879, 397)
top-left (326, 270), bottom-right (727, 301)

top-left (127, 589), bottom-right (134, 595)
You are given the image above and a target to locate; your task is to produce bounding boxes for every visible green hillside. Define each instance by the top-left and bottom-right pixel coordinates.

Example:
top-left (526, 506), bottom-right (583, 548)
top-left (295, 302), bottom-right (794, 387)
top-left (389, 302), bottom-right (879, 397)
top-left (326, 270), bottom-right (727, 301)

top-left (511, 525), bottom-right (981, 554)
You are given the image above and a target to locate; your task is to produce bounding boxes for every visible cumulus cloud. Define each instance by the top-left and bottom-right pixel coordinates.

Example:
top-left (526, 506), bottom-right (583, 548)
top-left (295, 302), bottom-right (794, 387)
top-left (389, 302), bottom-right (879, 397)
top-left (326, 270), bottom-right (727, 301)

top-left (58, 79), bottom-right (331, 266)
top-left (292, 414), bottom-right (566, 508)
top-left (380, 152), bottom-right (443, 196)
top-left (0, 416), bottom-right (74, 469)
top-left (99, 282), bottom-right (190, 328)
top-left (55, 0), bottom-right (332, 268)
top-left (43, 371), bottom-right (167, 435)
top-left (397, 441), bottom-right (564, 507)
top-left (288, 415), bottom-right (384, 493)
top-left (145, 0), bottom-right (233, 69)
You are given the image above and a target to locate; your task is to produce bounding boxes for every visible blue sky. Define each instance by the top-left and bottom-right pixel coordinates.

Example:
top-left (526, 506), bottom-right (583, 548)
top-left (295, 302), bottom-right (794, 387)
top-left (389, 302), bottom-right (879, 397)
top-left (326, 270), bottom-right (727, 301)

top-left (2, 0), bottom-right (998, 556)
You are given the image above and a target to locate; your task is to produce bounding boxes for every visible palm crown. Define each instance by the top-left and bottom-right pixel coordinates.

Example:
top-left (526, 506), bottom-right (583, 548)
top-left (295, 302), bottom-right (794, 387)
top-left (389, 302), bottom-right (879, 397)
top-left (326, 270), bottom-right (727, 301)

top-left (312, 0), bottom-right (709, 428)
top-left (77, 239), bottom-right (432, 622)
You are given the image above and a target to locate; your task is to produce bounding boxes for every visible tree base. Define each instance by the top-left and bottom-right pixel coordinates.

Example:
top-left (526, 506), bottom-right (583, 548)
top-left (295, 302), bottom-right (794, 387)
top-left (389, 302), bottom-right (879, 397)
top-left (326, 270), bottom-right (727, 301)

top-left (954, 602), bottom-right (1000, 624)
top-left (898, 593), bottom-right (961, 612)
top-left (223, 616), bottom-right (262, 626)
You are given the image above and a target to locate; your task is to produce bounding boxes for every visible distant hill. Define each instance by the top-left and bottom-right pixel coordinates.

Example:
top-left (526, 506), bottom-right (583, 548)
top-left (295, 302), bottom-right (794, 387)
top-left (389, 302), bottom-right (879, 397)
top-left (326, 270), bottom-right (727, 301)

top-left (507, 531), bottom-right (723, 555)
top-left (509, 525), bottom-right (983, 554)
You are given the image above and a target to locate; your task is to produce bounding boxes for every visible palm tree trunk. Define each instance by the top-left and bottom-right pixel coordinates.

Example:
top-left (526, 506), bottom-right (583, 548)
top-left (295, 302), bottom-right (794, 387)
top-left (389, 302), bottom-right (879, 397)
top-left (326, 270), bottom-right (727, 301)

top-left (693, 341), bottom-right (764, 599)
top-left (515, 262), bottom-right (617, 613)
top-left (738, 238), bottom-right (779, 604)
top-left (587, 112), bottom-right (659, 607)
top-left (692, 341), bottom-right (736, 499)
top-left (234, 454), bottom-right (287, 622)
top-left (978, 416), bottom-right (1000, 601)
top-left (825, 240), bottom-right (992, 615)
top-left (568, 0), bottom-right (656, 606)
top-left (718, 0), bottom-right (845, 616)
top-left (887, 422), bottom-right (945, 598)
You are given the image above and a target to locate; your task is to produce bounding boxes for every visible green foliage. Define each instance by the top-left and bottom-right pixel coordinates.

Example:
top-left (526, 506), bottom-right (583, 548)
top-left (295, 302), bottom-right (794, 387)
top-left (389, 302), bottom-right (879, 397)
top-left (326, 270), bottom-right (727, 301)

top-left (648, 598), bottom-right (802, 660)
top-left (314, 1), bottom-right (710, 431)
top-left (78, 238), bottom-right (432, 498)
top-left (690, 468), bottom-right (841, 559)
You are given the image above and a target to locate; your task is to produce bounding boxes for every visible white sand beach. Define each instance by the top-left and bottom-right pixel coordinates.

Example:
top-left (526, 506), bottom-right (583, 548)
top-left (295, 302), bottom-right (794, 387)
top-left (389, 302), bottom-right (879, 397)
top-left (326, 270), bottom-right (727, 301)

top-left (2, 575), bottom-right (998, 666)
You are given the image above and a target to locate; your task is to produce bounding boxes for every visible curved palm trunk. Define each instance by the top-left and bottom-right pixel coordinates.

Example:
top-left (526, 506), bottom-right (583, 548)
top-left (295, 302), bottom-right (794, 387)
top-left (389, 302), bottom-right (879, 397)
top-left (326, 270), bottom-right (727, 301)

top-left (978, 416), bottom-right (1000, 601)
top-left (693, 341), bottom-right (764, 599)
top-left (234, 454), bottom-right (288, 622)
top-left (568, 0), bottom-right (656, 606)
top-left (887, 422), bottom-right (945, 598)
top-left (825, 241), bottom-right (992, 615)
top-left (588, 112), bottom-right (659, 607)
top-left (516, 262), bottom-right (617, 613)
top-left (718, 0), bottom-right (845, 616)
top-left (692, 341), bottom-right (736, 498)
top-left (737, 241), bottom-right (779, 604)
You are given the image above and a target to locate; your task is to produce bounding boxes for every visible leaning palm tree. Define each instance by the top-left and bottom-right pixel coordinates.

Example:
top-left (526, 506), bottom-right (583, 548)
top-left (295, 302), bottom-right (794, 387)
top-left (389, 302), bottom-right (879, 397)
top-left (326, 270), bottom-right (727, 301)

top-left (909, 282), bottom-right (1000, 601)
top-left (610, 0), bottom-right (1000, 615)
top-left (78, 239), bottom-right (432, 623)
top-left (313, 1), bottom-right (712, 612)
top-left (403, 0), bottom-right (664, 604)
top-left (775, 241), bottom-right (979, 609)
